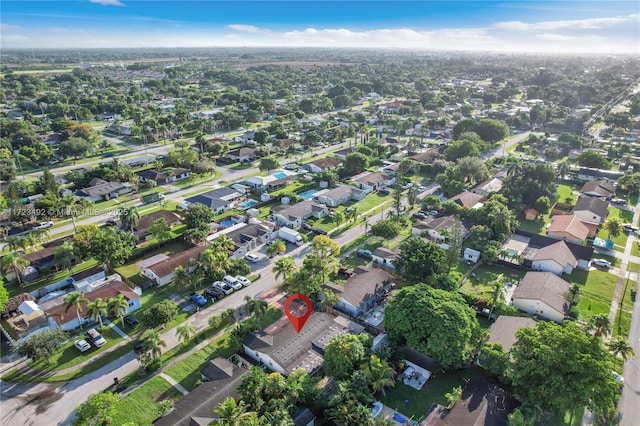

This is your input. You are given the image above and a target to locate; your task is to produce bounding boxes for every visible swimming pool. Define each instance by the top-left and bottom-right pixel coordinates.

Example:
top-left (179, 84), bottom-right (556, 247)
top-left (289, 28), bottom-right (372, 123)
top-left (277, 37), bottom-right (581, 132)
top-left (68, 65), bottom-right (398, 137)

top-left (220, 220), bottom-right (235, 227)
top-left (299, 189), bottom-right (318, 200)
top-left (273, 172), bottom-right (288, 179)
top-left (238, 200), bottom-right (258, 209)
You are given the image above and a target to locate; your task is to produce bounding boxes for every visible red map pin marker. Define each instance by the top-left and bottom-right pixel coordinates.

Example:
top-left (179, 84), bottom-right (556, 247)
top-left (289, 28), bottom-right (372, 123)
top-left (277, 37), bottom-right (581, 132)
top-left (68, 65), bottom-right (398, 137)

top-left (284, 293), bottom-right (313, 333)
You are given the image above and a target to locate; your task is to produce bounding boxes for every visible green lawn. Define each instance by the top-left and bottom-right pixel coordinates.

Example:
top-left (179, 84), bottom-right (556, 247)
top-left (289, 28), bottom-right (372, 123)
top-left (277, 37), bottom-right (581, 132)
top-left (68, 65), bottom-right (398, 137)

top-left (110, 376), bottom-right (183, 426)
top-left (572, 269), bottom-right (617, 317)
top-left (555, 184), bottom-right (579, 204)
top-left (380, 367), bottom-right (490, 421)
top-left (627, 262), bottom-right (640, 273)
top-left (7, 259), bottom-right (100, 298)
top-left (115, 240), bottom-right (192, 283)
top-left (461, 264), bottom-right (526, 297)
top-left (517, 218), bottom-right (546, 234)
top-left (596, 205), bottom-right (634, 252)
top-left (614, 271), bottom-right (635, 337)
top-left (448, 260), bottom-right (472, 284)
top-left (632, 242), bottom-right (640, 257)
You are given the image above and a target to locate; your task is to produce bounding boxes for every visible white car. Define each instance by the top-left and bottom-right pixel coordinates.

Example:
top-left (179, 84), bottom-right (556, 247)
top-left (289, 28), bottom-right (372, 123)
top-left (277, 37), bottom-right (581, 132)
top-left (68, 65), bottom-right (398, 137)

top-left (592, 258), bottom-right (612, 269)
top-left (86, 328), bottom-right (106, 347)
top-left (74, 339), bottom-right (91, 352)
top-left (245, 253), bottom-right (260, 263)
top-left (33, 221), bottom-right (54, 230)
top-left (214, 281), bottom-right (234, 295)
top-left (223, 275), bottom-right (242, 290)
top-left (236, 276), bottom-right (251, 287)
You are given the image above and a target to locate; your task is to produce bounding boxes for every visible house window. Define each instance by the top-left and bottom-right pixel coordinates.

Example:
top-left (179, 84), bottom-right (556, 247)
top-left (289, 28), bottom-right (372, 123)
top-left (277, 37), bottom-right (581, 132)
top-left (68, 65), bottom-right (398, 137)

top-left (128, 301), bottom-right (135, 307)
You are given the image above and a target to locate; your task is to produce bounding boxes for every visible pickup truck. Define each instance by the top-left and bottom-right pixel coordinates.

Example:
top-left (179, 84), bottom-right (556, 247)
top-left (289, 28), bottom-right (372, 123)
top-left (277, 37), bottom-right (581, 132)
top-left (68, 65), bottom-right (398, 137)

top-left (190, 292), bottom-right (207, 307)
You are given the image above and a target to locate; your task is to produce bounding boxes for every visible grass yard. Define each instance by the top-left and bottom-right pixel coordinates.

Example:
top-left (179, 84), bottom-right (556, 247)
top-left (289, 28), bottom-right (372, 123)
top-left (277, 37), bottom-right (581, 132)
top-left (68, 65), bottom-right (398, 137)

top-left (356, 191), bottom-right (393, 213)
top-left (461, 264), bottom-right (526, 297)
top-left (572, 269), bottom-right (617, 318)
top-left (555, 184), bottom-right (579, 204)
top-left (627, 262), bottom-right (640, 273)
top-left (595, 205), bottom-right (634, 252)
top-left (632, 242), bottom-right (640, 257)
top-left (7, 259), bottom-right (99, 298)
top-left (614, 272), bottom-right (635, 337)
top-left (110, 376), bottom-right (184, 426)
top-left (449, 260), bottom-right (472, 284)
top-left (517, 218), bottom-right (546, 234)
top-left (380, 367), bottom-right (490, 421)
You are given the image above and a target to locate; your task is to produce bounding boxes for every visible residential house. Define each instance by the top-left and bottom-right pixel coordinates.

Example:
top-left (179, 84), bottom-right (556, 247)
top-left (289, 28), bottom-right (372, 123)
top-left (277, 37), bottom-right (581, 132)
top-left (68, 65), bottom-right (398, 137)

top-left (411, 215), bottom-right (471, 242)
top-left (54, 174), bottom-right (67, 186)
top-left (580, 180), bottom-right (616, 198)
top-left (323, 267), bottom-right (394, 318)
top-left (577, 167), bottom-right (624, 183)
top-left (4, 300), bottom-right (51, 343)
top-left (75, 178), bottom-right (132, 202)
top-left (409, 148), bottom-right (441, 165)
top-left (448, 191), bottom-right (484, 209)
top-left (371, 248), bottom-right (399, 269)
top-left (503, 231), bottom-right (593, 271)
top-left (153, 357), bottom-right (249, 426)
top-left (42, 132), bottom-right (63, 146)
top-left (531, 241), bottom-right (578, 276)
top-left (122, 155), bottom-right (156, 169)
top-left (137, 169), bottom-right (168, 185)
top-left (301, 157), bottom-right (341, 174)
top-left (271, 201), bottom-right (328, 228)
top-left (524, 208), bottom-right (538, 220)
top-left (547, 213), bottom-right (597, 244)
top-left (333, 147), bottom-right (359, 160)
top-left (471, 178), bottom-right (503, 197)
top-left (352, 172), bottom-right (395, 193)
top-left (99, 112), bottom-right (121, 121)
top-left (314, 185), bottom-right (366, 207)
top-left (512, 272), bottom-right (571, 323)
top-left (217, 222), bottom-right (276, 259)
top-left (107, 124), bottom-right (131, 136)
top-left (142, 245), bottom-right (206, 286)
top-left (22, 237), bottom-right (78, 277)
top-left (134, 210), bottom-right (180, 241)
top-left (2, 293), bottom-right (35, 319)
top-left (486, 316), bottom-right (537, 352)
top-left (44, 281), bottom-right (141, 330)
top-left (244, 170), bottom-right (297, 191)
top-left (185, 187), bottom-right (243, 215)
top-left (225, 147), bottom-right (256, 163)
top-left (242, 312), bottom-right (364, 376)
top-left (573, 196), bottom-right (609, 224)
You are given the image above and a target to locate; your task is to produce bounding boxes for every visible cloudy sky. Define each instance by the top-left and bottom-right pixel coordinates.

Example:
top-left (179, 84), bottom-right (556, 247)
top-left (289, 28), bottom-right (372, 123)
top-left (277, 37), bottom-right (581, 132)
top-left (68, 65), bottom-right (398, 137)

top-left (1, 1), bottom-right (639, 54)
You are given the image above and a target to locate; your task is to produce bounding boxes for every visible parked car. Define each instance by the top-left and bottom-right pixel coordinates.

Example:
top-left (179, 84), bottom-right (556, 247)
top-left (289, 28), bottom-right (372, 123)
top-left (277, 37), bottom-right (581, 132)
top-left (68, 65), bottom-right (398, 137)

top-left (338, 266), bottom-right (354, 277)
top-left (412, 212), bottom-right (427, 220)
top-left (104, 219), bottom-right (118, 227)
top-left (357, 249), bottom-right (373, 259)
top-left (133, 338), bottom-right (147, 354)
top-left (205, 286), bottom-right (225, 300)
top-left (123, 315), bottom-right (139, 328)
top-left (86, 328), bottom-right (106, 347)
top-left (612, 198), bottom-right (627, 205)
top-left (378, 189), bottom-right (390, 196)
top-left (245, 253), bottom-right (260, 263)
top-left (214, 281), bottom-right (234, 295)
top-left (190, 292), bottom-right (208, 307)
top-left (223, 275), bottom-right (242, 290)
top-left (74, 339), bottom-right (91, 352)
top-left (623, 224), bottom-right (639, 232)
top-left (592, 258), bottom-right (612, 269)
top-left (33, 221), bottom-right (54, 230)
top-left (236, 276), bottom-right (251, 287)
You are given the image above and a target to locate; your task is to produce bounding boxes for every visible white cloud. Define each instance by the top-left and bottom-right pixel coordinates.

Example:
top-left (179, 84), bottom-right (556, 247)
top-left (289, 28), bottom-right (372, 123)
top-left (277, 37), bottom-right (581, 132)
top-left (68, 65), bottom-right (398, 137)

top-left (493, 14), bottom-right (639, 31)
top-left (227, 24), bottom-right (271, 34)
top-left (89, 0), bottom-right (125, 6)
top-left (3, 35), bottom-right (31, 41)
top-left (0, 23), bottom-right (22, 30)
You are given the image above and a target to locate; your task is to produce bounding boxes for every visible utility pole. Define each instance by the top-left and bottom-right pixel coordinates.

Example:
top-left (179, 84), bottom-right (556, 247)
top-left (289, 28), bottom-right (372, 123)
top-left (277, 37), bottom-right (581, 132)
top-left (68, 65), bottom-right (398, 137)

top-left (13, 149), bottom-right (26, 181)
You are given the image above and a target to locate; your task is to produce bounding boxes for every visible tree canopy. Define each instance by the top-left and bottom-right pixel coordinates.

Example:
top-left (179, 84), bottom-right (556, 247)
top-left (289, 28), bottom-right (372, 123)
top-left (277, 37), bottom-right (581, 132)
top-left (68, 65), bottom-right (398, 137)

top-left (324, 333), bottom-right (369, 380)
top-left (394, 237), bottom-right (447, 283)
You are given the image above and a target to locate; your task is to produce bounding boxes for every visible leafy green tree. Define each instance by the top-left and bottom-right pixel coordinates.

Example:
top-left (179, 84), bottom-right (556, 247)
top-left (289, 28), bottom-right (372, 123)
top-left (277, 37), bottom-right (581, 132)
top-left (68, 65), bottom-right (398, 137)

top-left (142, 300), bottom-right (179, 328)
top-left (176, 322), bottom-right (196, 346)
top-left (370, 219), bottom-right (401, 239)
top-left (86, 297), bottom-right (108, 328)
top-left (16, 328), bottom-right (67, 363)
top-left (37, 167), bottom-right (59, 195)
top-left (259, 156), bottom-right (279, 173)
top-left (445, 386), bottom-right (463, 409)
top-left (384, 284), bottom-right (481, 369)
top-left (0, 252), bottom-right (30, 286)
top-left (53, 241), bottom-right (78, 273)
top-left (244, 295), bottom-right (268, 328)
top-left (603, 218), bottom-right (622, 240)
top-left (509, 321), bottom-right (619, 416)
top-left (576, 149), bottom-right (611, 169)
top-left (445, 138), bottom-right (481, 161)
top-left (72, 392), bottom-right (120, 426)
top-left (58, 137), bottom-right (93, 159)
top-left (107, 294), bottom-right (129, 329)
top-left (119, 206), bottom-right (140, 233)
top-left (394, 237), bottom-right (447, 283)
top-left (534, 196), bottom-right (551, 216)
top-left (182, 203), bottom-right (214, 243)
top-left (324, 333), bottom-right (368, 380)
top-left (149, 217), bottom-right (172, 243)
top-left (88, 227), bottom-right (135, 271)
top-left (479, 342), bottom-right (510, 381)
top-left (342, 152), bottom-right (368, 176)
top-left (142, 329), bottom-right (167, 362)
top-left (487, 280), bottom-right (506, 320)
top-left (0, 277), bottom-right (8, 313)
top-left (212, 397), bottom-right (257, 426)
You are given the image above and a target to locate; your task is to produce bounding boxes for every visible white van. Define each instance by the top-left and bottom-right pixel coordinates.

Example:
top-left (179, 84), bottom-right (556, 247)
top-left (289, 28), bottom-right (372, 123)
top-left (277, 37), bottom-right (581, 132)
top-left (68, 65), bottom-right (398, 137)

top-left (222, 275), bottom-right (242, 290)
top-left (86, 328), bottom-right (106, 347)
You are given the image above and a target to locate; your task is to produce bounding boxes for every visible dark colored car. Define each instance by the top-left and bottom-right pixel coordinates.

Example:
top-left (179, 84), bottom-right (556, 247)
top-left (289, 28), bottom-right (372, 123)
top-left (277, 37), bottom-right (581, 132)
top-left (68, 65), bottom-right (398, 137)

top-left (338, 266), bottom-right (354, 277)
top-left (412, 212), bottom-right (427, 220)
top-left (123, 315), bottom-right (139, 328)
top-left (204, 287), bottom-right (225, 300)
top-left (104, 219), bottom-right (118, 227)
top-left (133, 339), bottom-right (147, 353)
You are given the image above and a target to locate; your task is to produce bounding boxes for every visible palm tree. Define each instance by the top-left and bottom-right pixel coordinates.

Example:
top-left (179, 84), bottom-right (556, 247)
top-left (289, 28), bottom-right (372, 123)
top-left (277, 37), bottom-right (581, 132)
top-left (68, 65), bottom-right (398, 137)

top-left (487, 280), bottom-right (506, 321)
top-left (505, 156), bottom-right (524, 178)
top-left (334, 211), bottom-right (345, 227)
top-left (64, 292), bottom-right (88, 330)
top-left (30, 228), bottom-right (50, 245)
top-left (265, 245), bottom-right (278, 259)
top-left (120, 206), bottom-right (140, 233)
top-left (86, 297), bottom-right (108, 328)
top-left (176, 322), bottom-right (196, 346)
top-left (107, 294), bottom-right (129, 328)
top-left (172, 266), bottom-right (192, 291)
top-left (61, 195), bottom-right (92, 233)
top-left (244, 296), bottom-right (268, 328)
top-left (557, 161), bottom-right (570, 180)
top-left (603, 218), bottom-right (622, 240)
top-left (212, 234), bottom-right (235, 252)
top-left (362, 355), bottom-right (396, 396)
top-left (568, 284), bottom-right (582, 306)
top-left (142, 330), bottom-right (167, 362)
top-left (212, 397), bottom-right (257, 426)
top-left (608, 336), bottom-right (635, 361)
top-left (272, 239), bottom-right (286, 254)
top-left (272, 256), bottom-right (297, 284)
top-left (586, 313), bottom-right (611, 338)
top-left (53, 241), bottom-right (78, 273)
top-left (0, 252), bottom-right (30, 286)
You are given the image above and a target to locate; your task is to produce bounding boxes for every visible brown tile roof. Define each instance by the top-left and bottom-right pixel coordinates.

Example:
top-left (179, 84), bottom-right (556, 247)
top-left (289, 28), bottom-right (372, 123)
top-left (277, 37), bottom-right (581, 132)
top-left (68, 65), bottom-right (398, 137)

top-left (146, 245), bottom-right (205, 278)
top-left (449, 191), bottom-right (484, 208)
top-left (547, 214), bottom-right (590, 241)
top-left (2, 293), bottom-right (35, 316)
top-left (137, 210), bottom-right (180, 231)
top-left (308, 157), bottom-right (341, 169)
top-left (355, 172), bottom-right (391, 186)
top-left (513, 271), bottom-right (571, 315)
top-left (487, 316), bottom-right (537, 352)
top-left (323, 267), bottom-right (393, 307)
top-left (45, 281), bottom-right (140, 326)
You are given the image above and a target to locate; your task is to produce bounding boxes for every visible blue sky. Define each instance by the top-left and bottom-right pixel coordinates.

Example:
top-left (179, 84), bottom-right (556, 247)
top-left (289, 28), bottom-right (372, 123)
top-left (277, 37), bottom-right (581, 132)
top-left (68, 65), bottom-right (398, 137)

top-left (1, 1), bottom-right (639, 53)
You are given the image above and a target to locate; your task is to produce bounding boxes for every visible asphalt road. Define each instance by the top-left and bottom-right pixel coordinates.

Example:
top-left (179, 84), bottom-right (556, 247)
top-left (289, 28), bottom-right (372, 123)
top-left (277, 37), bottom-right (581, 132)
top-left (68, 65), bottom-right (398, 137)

top-left (616, 275), bottom-right (640, 425)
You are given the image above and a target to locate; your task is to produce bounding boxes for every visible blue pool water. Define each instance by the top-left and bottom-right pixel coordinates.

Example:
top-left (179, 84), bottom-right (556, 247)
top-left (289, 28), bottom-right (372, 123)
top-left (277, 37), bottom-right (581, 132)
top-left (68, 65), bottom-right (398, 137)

top-left (299, 189), bottom-right (318, 200)
top-left (220, 220), bottom-right (235, 227)
top-left (238, 200), bottom-right (258, 209)
top-left (273, 172), bottom-right (288, 179)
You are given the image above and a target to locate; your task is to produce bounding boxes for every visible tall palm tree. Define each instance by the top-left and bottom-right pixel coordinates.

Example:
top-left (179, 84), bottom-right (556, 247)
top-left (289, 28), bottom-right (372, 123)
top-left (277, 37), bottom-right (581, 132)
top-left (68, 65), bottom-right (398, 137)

top-left (487, 280), bottom-right (506, 321)
top-left (53, 241), bottom-right (78, 273)
top-left (142, 330), bottom-right (167, 362)
top-left (120, 206), bottom-right (140, 233)
top-left (30, 227), bottom-right (51, 245)
top-left (608, 336), bottom-right (635, 361)
top-left (0, 252), bottom-right (30, 286)
top-left (212, 397), bottom-right (257, 426)
top-left (505, 156), bottom-right (524, 178)
top-left (212, 234), bottom-right (235, 252)
top-left (61, 195), bottom-right (92, 233)
top-left (244, 295), bottom-right (268, 328)
top-left (568, 284), bottom-right (582, 306)
top-left (603, 218), bottom-right (622, 240)
top-left (172, 266), bottom-right (192, 291)
top-left (86, 297), bottom-right (108, 328)
top-left (362, 355), bottom-right (396, 396)
top-left (176, 322), bottom-right (196, 346)
top-left (586, 313), bottom-right (611, 338)
top-left (3, 235), bottom-right (20, 253)
top-left (64, 292), bottom-right (88, 330)
top-left (272, 256), bottom-right (297, 284)
top-left (107, 294), bottom-right (129, 329)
